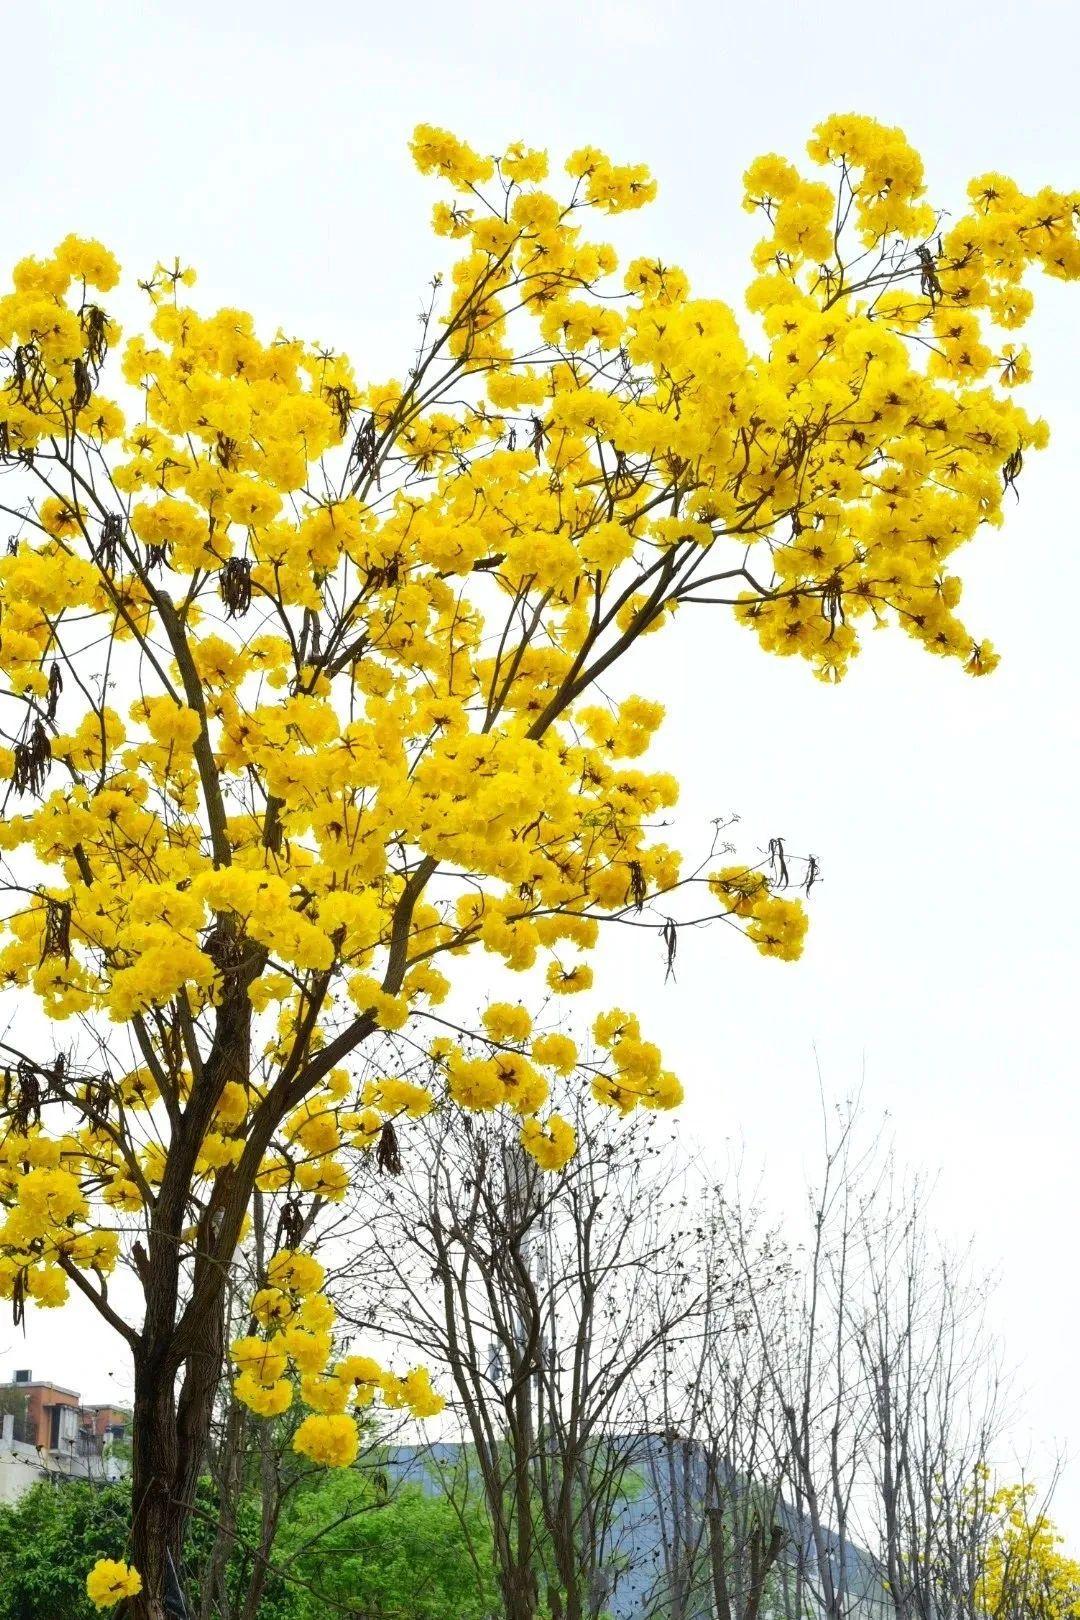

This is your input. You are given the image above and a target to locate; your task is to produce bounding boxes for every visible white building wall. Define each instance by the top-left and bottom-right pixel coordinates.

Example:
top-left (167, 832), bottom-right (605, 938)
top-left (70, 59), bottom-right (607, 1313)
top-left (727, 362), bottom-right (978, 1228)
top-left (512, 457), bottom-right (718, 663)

top-left (0, 1411), bottom-right (127, 1505)
top-left (0, 1414), bottom-right (47, 1503)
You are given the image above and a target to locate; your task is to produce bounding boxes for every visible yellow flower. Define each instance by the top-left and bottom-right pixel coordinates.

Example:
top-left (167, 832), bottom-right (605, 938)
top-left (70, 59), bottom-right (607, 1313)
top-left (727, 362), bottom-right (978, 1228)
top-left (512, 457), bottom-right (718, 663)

top-left (410, 124), bottom-right (494, 186)
top-left (54, 235), bottom-right (121, 291)
top-left (530, 1033), bottom-right (578, 1075)
top-left (233, 1373), bottom-right (293, 1417)
top-left (384, 1366), bottom-right (445, 1418)
top-left (231, 1335), bottom-right (287, 1385)
top-left (38, 496), bottom-right (86, 538)
top-left (86, 1559), bottom-right (142, 1609)
top-left (292, 1412), bottom-right (359, 1469)
top-left (546, 961), bottom-right (593, 995)
top-left (26, 1265), bottom-right (68, 1307)
top-left (482, 1001), bottom-right (532, 1044)
top-left (301, 1373), bottom-right (350, 1413)
top-left (520, 1113), bottom-right (576, 1171)
top-left (281, 1325), bottom-right (333, 1374)
top-left (267, 1249), bottom-right (325, 1296)
top-left (361, 1077), bottom-right (433, 1118)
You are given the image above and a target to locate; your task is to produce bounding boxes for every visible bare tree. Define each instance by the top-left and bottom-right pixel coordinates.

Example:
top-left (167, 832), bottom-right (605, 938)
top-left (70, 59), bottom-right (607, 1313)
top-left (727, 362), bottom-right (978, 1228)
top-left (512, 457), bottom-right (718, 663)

top-left (725, 1105), bottom-right (874, 1620)
top-left (847, 1163), bottom-right (1008, 1620)
top-left (322, 1083), bottom-right (1028, 1620)
top-left (341, 1093), bottom-right (707, 1620)
top-left (713, 1097), bottom-right (1016, 1620)
top-left (640, 1188), bottom-right (792, 1620)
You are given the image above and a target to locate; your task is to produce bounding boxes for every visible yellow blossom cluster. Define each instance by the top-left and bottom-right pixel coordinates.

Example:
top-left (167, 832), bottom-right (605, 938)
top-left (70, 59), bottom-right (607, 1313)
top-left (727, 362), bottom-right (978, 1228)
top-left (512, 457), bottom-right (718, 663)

top-left (0, 118), bottom-right (1074, 1386)
top-left (86, 1559), bottom-right (142, 1610)
top-left (228, 1246), bottom-right (443, 1455)
top-left (977, 1481), bottom-right (1080, 1620)
top-left (708, 866), bottom-right (809, 961)
top-left (0, 1132), bottom-right (121, 1314)
top-left (588, 1008), bottom-right (683, 1113)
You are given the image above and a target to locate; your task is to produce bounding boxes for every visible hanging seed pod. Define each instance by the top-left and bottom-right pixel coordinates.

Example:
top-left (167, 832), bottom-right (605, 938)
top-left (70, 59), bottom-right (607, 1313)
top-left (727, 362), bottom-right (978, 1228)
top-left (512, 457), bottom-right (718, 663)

top-left (10, 1060), bottom-right (43, 1131)
top-left (11, 342), bottom-right (45, 408)
top-left (277, 1196), bottom-right (306, 1251)
top-left (219, 557), bottom-right (253, 618)
top-left (45, 1053), bottom-right (69, 1109)
top-left (262, 797), bottom-right (284, 854)
top-left (40, 897), bottom-right (72, 965)
top-left (917, 244), bottom-right (943, 304)
top-left (79, 303), bottom-right (110, 370)
top-left (820, 571), bottom-right (846, 638)
top-left (71, 358), bottom-right (93, 413)
top-left (376, 1120), bottom-right (402, 1176)
top-left (529, 414), bottom-right (547, 461)
top-left (46, 663), bottom-right (63, 721)
top-left (1003, 444), bottom-right (1023, 495)
top-left (661, 917), bottom-right (678, 983)
top-left (216, 433), bottom-right (239, 470)
top-left (346, 413), bottom-right (378, 484)
top-left (325, 384), bottom-right (352, 437)
top-left (82, 1075), bottom-right (110, 1124)
top-left (97, 513), bottom-right (124, 573)
top-left (625, 860), bottom-right (647, 913)
top-left (12, 720), bottom-right (52, 796)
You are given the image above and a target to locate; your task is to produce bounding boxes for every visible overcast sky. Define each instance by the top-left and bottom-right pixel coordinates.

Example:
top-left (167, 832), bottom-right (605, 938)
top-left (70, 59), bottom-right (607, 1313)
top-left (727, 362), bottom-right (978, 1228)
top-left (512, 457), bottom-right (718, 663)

top-left (4, 0), bottom-right (1080, 1534)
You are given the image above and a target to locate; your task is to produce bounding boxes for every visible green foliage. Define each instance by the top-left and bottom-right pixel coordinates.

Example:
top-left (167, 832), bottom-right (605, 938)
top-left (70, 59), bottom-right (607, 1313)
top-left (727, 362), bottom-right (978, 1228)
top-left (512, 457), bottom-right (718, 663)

top-left (0, 1467), bottom-right (496, 1620)
top-left (0, 1480), bottom-right (131, 1620)
top-left (274, 1468), bottom-right (498, 1620)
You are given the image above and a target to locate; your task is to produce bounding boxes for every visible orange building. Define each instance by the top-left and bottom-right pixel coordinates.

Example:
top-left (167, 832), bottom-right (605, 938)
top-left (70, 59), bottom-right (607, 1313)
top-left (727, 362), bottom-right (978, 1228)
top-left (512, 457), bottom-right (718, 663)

top-left (1, 1371), bottom-right (80, 1450)
top-left (0, 1370), bottom-right (128, 1455)
top-left (79, 1403), bottom-right (129, 1448)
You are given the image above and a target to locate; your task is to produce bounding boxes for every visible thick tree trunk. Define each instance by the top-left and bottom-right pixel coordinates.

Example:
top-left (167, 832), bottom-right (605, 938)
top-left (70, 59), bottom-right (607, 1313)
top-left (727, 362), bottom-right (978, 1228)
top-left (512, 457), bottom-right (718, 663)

top-left (498, 1566), bottom-right (540, 1620)
top-left (120, 936), bottom-right (370, 1614)
top-left (129, 1351), bottom-right (184, 1620)
top-left (129, 1305), bottom-right (226, 1620)
top-left (236, 1417), bottom-right (283, 1620)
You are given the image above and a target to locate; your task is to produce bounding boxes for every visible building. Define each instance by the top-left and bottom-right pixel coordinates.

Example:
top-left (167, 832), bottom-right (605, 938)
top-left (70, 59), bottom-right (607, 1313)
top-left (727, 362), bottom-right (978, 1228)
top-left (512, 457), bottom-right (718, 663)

top-left (0, 1368), bottom-right (129, 1505)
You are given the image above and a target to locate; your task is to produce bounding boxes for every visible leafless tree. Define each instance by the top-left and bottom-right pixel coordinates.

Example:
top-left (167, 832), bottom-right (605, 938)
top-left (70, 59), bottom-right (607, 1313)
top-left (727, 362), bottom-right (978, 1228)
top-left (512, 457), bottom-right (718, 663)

top-left (715, 1097), bottom-right (1015, 1620)
top-left (640, 1188), bottom-right (792, 1620)
top-left (848, 1162), bottom-right (1007, 1620)
top-left (340, 1093), bottom-right (710, 1620)
top-left (349, 1084), bottom-right (1024, 1620)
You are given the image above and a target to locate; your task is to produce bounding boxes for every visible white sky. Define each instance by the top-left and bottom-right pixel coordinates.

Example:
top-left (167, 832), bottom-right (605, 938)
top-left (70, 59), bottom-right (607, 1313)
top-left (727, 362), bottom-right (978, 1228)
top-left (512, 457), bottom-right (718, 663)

top-left (4, 0), bottom-right (1080, 1536)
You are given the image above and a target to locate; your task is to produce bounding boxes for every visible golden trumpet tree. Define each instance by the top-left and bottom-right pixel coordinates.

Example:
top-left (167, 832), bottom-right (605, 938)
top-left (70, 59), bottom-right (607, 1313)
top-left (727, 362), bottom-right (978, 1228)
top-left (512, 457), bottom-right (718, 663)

top-left (0, 115), bottom-right (1076, 1614)
top-left (978, 1482), bottom-right (1080, 1620)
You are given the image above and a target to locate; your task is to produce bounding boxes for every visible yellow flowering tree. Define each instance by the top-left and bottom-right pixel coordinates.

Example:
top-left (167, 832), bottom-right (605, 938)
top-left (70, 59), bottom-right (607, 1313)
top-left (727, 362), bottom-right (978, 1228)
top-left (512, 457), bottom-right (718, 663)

top-left (0, 116), bottom-right (1076, 1614)
top-left (978, 1482), bottom-right (1080, 1620)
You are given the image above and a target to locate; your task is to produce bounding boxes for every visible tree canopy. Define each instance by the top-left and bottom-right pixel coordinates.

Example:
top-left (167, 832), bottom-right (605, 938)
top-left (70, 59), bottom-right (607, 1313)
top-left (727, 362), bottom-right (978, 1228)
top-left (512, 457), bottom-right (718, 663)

top-left (0, 116), bottom-right (1077, 1612)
